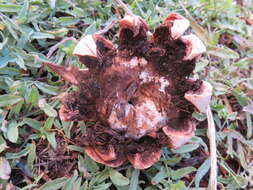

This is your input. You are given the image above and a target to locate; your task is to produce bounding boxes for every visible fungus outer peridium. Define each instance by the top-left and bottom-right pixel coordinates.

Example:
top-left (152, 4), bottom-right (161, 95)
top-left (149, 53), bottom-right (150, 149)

top-left (43, 12), bottom-right (211, 169)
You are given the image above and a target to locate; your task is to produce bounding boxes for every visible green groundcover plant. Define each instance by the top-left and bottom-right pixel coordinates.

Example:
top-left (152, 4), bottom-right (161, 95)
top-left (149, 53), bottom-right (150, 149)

top-left (0, 0), bottom-right (253, 189)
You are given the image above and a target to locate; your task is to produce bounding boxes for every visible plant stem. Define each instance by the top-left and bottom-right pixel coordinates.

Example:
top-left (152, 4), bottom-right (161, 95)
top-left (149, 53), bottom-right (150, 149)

top-left (207, 105), bottom-right (217, 190)
top-left (114, 0), bottom-right (134, 16)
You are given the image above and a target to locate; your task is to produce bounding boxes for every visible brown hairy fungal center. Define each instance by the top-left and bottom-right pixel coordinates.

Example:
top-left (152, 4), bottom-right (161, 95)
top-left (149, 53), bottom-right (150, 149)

top-left (44, 13), bottom-right (212, 169)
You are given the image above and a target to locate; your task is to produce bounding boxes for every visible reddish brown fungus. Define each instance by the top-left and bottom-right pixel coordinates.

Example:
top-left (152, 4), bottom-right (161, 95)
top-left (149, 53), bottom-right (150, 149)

top-left (44, 13), bottom-right (212, 169)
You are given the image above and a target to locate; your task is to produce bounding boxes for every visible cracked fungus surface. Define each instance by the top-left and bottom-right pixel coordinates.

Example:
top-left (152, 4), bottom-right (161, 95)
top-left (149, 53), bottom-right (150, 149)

top-left (44, 13), bottom-right (212, 169)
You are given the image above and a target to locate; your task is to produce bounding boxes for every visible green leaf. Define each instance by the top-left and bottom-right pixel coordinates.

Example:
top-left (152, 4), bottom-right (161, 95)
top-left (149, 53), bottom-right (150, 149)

top-left (0, 67), bottom-right (21, 76)
top-left (32, 32), bottom-right (55, 39)
top-left (39, 101), bottom-right (57, 117)
top-left (109, 169), bottom-right (130, 186)
top-left (48, 0), bottom-right (57, 9)
top-left (0, 37), bottom-right (8, 50)
top-left (78, 155), bottom-right (89, 177)
top-left (73, 177), bottom-right (82, 190)
top-left (45, 132), bottom-right (57, 150)
top-left (93, 183), bottom-right (112, 190)
top-left (169, 181), bottom-right (186, 190)
top-left (83, 154), bottom-right (99, 173)
top-left (18, 0), bottom-right (29, 19)
top-left (14, 53), bottom-right (26, 69)
top-left (43, 103), bottom-right (57, 117)
top-left (208, 45), bottom-right (240, 59)
top-left (22, 118), bottom-right (42, 130)
top-left (59, 17), bottom-right (79, 27)
top-left (35, 81), bottom-right (59, 95)
top-left (43, 117), bottom-right (55, 130)
top-left (164, 156), bottom-right (182, 166)
top-left (67, 145), bottom-right (84, 153)
top-left (62, 121), bottom-right (74, 138)
top-left (27, 143), bottom-right (36, 170)
top-left (151, 167), bottom-right (167, 185)
top-left (171, 167), bottom-right (196, 180)
top-left (0, 135), bottom-right (7, 153)
top-left (194, 59), bottom-right (209, 73)
top-left (84, 23), bottom-right (97, 35)
top-left (181, 3), bottom-right (209, 44)
top-left (129, 169), bottom-right (140, 190)
top-left (8, 100), bottom-right (24, 117)
top-left (0, 55), bottom-right (16, 68)
top-left (5, 145), bottom-right (31, 159)
top-left (237, 142), bottom-right (247, 169)
top-left (62, 171), bottom-right (78, 190)
top-left (173, 143), bottom-right (199, 154)
top-left (0, 4), bottom-right (21, 13)
top-left (7, 121), bottom-right (19, 143)
top-left (195, 158), bottom-right (210, 187)
top-left (38, 177), bottom-right (68, 190)
top-left (0, 95), bottom-right (23, 107)
top-left (27, 86), bottom-right (39, 107)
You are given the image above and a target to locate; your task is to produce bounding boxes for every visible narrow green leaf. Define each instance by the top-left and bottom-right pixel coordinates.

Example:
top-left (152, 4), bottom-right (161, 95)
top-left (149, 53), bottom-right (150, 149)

top-left (237, 142), bottom-right (247, 169)
top-left (62, 171), bottom-right (78, 190)
top-left (93, 183), bottom-right (112, 190)
top-left (45, 132), bottom-right (57, 150)
top-left (22, 118), bottom-right (42, 130)
top-left (0, 67), bottom-right (21, 76)
top-left (109, 169), bottom-right (130, 186)
top-left (171, 167), bottom-right (196, 180)
top-left (18, 0), bottom-right (29, 19)
top-left (173, 143), bottom-right (199, 154)
top-left (42, 103), bottom-right (57, 117)
top-left (83, 154), bottom-right (99, 173)
top-left (67, 145), bottom-right (84, 153)
top-left (5, 145), bottom-right (30, 159)
top-left (169, 181), bottom-right (186, 190)
top-left (7, 121), bottom-right (19, 143)
top-left (35, 81), bottom-right (59, 95)
top-left (0, 4), bottom-right (21, 13)
top-left (84, 23), bottom-right (97, 35)
top-left (39, 100), bottom-right (57, 117)
top-left (48, 0), bottom-right (57, 9)
top-left (32, 32), bottom-right (55, 39)
top-left (73, 177), bottom-right (82, 190)
top-left (8, 100), bottom-right (24, 117)
top-left (15, 54), bottom-right (26, 69)
top-left (38, 177), bottom-right (68, 190)
top-left (151, 167), bottom-right (167, 185)
top-left (181, 3), bottom-right (209, 43)
top-left (80, 180), bottom-right (89, 190)
top-left (195, 158), bottom-right (210, 187)
top-left (0, 55), bottom-right (16, 68)
top-left (27, 86), bottom-right (39, 107)
top-left (78, 155), bottom-right (89, 177)
top-left (0, 37), bottom-right (8, 50)
top-left (43, 117), bottom-right (55, 130)
top-left (27, 143), bottom-right (36, 170)
top-left (129, 169), bottom-right (140, 190)
top-left (0, 95), bottom-right (23, 107)
top-left (208, 45), bottom-right (240, 59)
top-left (0, 135), bottom-right (7, 153)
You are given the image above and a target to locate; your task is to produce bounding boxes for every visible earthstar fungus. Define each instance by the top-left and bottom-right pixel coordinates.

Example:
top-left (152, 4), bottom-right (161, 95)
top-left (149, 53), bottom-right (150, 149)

top-left (44, 13), bottom-right (212, 169)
